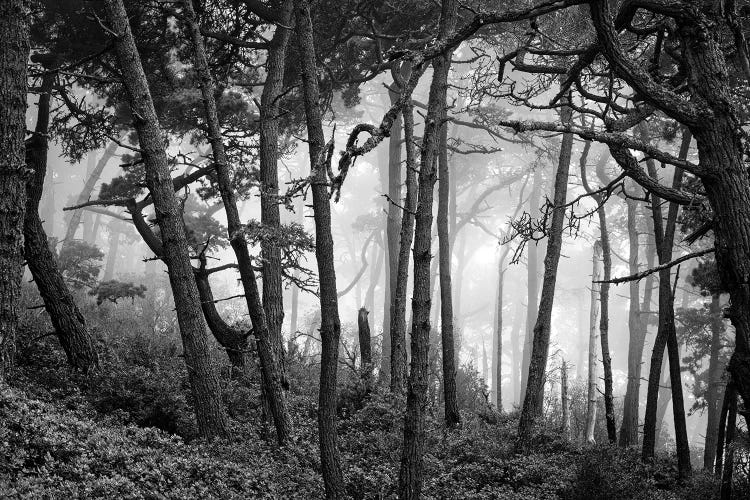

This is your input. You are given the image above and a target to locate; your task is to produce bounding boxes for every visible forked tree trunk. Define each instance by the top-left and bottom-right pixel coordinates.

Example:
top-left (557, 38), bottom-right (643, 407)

top-left (400, 2), bottom-right (455, 497)
top-left (0, 0), bottom-right (29, 380)
top-left (24, 66), bottom-right (98, 372)
top-left (295, 1), bottom-right (346, 496)
top-left (104, 0), bottom-right (228, 439)
top-left (437, 92), bottom-right (460, 428)
top-left (641, 130), bottom-right (692, 478)
top-left (585, 240), bottom-right (602, 445)
top-left (389, 70), bottom-right (416, 393)
top-left (517, 102), bottom-right (574, 449)
top-left (181, 0), bottom-right (292, 444)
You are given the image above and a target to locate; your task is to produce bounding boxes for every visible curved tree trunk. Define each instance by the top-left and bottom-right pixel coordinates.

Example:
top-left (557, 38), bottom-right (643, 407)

top-left (295, 1), bottom-right (346, 496)
top-left (24, 67), bottom-right (98, 372)
top-left (181, 0), bottom-right (292, 444)
top-left (0, 0), bottom-right (30, 380)
top-left (104, 0), bottom-right (228, 439)
top-left (437, 92), bottom-right (460, 428)
top-left (517, 101), bottom-right (574, 449)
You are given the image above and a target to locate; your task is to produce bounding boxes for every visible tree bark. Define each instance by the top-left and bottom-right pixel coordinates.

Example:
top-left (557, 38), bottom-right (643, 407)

top-left (0, 0), bottom-right (29, 380)
top-left (400, 1), bottom-right (455, 496)
top-left (63, 141), bottom-right (118, 249)
top-left (389, 72), bottom-right (416, 394)
top-left (104, 0), bottom-right (228, 439)
top-left (24, 65), bottom-right (98, 372)
top-left (180, 0), bottom-right (292, 444)
top-left (585, 240), bottom-right (602, 445)
top-left (294, 1), bottom-right (346, 496)
top-left (517, 101), bottom-right (574, 449)
top-left (437, 87), bottom-right (460, 428)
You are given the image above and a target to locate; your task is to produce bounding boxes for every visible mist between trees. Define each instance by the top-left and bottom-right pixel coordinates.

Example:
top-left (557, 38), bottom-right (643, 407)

top-left (0, 0), bottom-right (748, 498)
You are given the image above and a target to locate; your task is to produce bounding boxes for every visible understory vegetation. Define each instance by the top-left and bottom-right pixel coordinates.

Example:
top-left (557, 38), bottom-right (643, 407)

top-left (1, 285), bottom-right (736, 499)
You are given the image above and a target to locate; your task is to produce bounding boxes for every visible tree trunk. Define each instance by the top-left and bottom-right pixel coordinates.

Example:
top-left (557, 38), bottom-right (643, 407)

top-left (581, 144), bottom-right (616, 443)
top-left (517, 102), bottom-right (574, 449)
top-left (714, 383), bottom-right (733, 478)
top-left (492, 266), bottom-right (504, 410)
top-left (585, 240), bottom-right (602, 445)
top-left (104, 0), bottom-right (228, 439)
top-left (619, 191), bottom-right (645, 447)
top-left (720, 387), bottom-right (737, 500)
top-left (103, 226), bottom-right (120, 280)
top-left (24, 67), bottom-right (98, 372)
top-left (641, 130), bottom-right (692, 478)
top-left (0, 0), bottom-right (29, 380)
top-left (520, 168), bottom-right (542, 400)
top-left (258, 0), bottom-right (293, 380)
top-left (194, 266), bottom-right (249, 371)
top-left (358, 307), bottom-right (372, 387)
top-left (437, 90), bottom-right (460, 428)
top-left (561, 359), bottom-right (571, 440)
top-left (389, 72), bottom-right (416, 393)
top-left (294, 1), bottom-right (345, 496)
top-left (382, 86), bottom-right (403, 384)
top-left (704, 293), bottom-right (725, 470)
top-left (63, 141), bottom-right (118, 248)
top-left (181, 0), bottom-right (291, 444)
top-left (399, 2), bottom-right (455, 497)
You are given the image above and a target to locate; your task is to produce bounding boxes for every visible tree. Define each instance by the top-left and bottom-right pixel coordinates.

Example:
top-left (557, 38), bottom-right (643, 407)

top-left (585, 240), bottom-right (602, 445)
top-left (180, 0), bottom-right (292, 445)
top-left (103, 0), bottom-right (228, 440)
top-left (435, 8), bottom-right (460, 430)
top-left (24, 58), bottom-right (98, 371)
top-left (398, 0), bottom-right (455, 495)
top-left (294, 0), bottom-right (346, 495)
top-left (517, 100), bottom-right (574, 449)
top-left (0, 0), bottom-right (30, 380)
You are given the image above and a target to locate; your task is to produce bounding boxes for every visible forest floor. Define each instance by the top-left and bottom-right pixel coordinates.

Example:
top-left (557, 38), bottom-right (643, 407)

top-left (0, 301), bottom-right (724, 499)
